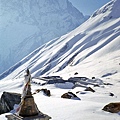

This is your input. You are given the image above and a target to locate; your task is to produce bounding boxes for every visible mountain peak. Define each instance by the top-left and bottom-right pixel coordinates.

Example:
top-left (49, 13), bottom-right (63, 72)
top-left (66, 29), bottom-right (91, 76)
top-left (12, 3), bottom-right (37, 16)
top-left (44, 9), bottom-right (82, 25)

top-left (91, 0), bottom-right (120, 18)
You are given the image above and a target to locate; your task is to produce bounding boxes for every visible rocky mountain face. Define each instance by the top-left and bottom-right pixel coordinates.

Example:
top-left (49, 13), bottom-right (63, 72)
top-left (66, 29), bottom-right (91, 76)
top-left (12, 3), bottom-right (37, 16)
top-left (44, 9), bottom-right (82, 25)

top-left (0, 0), bottom-right (87, 74)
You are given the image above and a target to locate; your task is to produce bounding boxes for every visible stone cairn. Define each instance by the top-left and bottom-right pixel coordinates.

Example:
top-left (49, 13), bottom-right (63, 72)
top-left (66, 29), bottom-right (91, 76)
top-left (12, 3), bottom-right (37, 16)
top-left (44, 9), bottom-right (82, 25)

top-left (6, 69), bottom-right (51, 120)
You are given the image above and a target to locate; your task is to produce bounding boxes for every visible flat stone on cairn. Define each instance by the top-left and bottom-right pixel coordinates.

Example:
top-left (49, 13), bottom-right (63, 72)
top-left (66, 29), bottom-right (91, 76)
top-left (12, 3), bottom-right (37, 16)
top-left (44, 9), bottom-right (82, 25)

top-left (6, 69), bottom-right (51, 120)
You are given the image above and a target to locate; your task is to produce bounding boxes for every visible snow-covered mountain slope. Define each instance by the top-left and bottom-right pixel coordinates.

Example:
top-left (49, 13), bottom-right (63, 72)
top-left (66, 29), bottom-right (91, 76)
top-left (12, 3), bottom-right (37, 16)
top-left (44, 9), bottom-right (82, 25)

top-left (0, 0), bottom-right (120, 80)
top-left (0, 1), bottom-right (120, 120)
top-left (0, 0), bottom-right (87, 74)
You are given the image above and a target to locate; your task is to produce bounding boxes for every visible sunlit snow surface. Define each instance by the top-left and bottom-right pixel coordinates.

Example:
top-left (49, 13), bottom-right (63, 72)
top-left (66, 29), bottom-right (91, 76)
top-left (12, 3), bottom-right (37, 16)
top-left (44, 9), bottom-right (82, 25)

top-left (0, 0), bottom-right (120, 119)
top-left (0, 76), bottom-right (120, 120)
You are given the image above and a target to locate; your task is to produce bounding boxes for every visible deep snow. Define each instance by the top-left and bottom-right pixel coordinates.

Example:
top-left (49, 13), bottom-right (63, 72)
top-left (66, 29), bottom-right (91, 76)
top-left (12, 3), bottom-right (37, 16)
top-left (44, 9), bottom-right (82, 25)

top-left (0, 76), bottom-right (120, 120)
top-left (0, 0), bottom-right (120, 119)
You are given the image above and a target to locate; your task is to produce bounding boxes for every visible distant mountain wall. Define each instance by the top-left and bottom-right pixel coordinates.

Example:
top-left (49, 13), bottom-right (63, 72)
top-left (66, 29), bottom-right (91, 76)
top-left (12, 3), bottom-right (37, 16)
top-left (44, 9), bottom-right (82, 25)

top-left (0, 0), bottom-right (87, 74)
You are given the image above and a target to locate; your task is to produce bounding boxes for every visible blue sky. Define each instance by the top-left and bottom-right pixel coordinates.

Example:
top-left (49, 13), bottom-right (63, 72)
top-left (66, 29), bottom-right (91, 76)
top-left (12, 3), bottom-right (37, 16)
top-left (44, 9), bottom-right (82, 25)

top-left (69, 0), bottom-right (111, 15)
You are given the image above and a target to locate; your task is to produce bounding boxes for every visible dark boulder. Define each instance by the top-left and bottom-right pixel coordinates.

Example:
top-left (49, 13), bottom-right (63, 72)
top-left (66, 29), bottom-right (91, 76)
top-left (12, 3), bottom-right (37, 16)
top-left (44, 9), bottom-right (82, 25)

top-left (74, 72), bottom-right (78, 75)
top-left (0, 92), bottom-right (21, 115)
top-left (109, 92), bottom-right (114, 97)
top-left (61, 92), bottom-right (80, 100)
top-left (84, 87), bottom-right (95, 92)
top-left (61, 93), bottom-right (71, 99)
top-left (33, 89), bottom-right (51, 97)
top-left (102, 102), bottom-right (120, 113)
top-left (92, 77), bottom-right (95, 79)
top-left (41, 89), bottom-right (51, 97)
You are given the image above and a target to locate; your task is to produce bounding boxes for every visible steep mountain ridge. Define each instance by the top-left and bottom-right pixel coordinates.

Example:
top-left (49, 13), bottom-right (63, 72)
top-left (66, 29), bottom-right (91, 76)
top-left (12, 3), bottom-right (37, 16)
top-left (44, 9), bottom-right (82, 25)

top-left (0, 0), bottom-right (86, 73)
top-left (0, 0), bottom-right (120, 80)
top-left (91, 0), bottom-right (120, 18)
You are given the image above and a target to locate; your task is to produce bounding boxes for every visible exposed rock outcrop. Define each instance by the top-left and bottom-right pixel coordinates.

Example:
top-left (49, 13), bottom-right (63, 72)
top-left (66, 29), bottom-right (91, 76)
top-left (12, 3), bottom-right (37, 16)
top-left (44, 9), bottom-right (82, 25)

top-left (0, 92), bottom-right (21, 115)
top-left (84, 87), bottom-right (95, 93)
top-left (102, 102), bottom-right (120, 113)
top-left (34, 89), bottom-right (51, 97)
top-left (41, 89), bottom-right (51, 97)
top-left (61, 92), bottom-right (80, 100)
